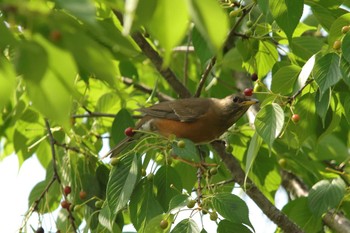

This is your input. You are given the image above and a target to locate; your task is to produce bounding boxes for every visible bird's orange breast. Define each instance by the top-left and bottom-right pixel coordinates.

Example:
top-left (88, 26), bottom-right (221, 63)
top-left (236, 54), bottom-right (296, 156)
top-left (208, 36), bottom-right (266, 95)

top-left (151, 117), bottom-right (225, 143)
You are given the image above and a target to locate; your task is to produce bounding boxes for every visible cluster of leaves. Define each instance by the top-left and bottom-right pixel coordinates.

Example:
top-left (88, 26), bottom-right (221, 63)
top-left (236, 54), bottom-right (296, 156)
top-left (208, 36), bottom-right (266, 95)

top-left (1, 0), bottom-right (350, 232)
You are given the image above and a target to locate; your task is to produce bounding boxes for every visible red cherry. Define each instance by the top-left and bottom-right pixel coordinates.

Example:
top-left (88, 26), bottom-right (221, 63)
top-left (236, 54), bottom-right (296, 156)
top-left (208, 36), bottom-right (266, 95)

top-left (243, 88), bottom-right (253, 96)
top-left (251, 73), bottom-right (258, 81)
top-left (292, 114), bottom-right (300, 123)
top-left (79, 191), bottom-right (87, 200)
top-left (61, 200), bottom-right (71, 209)
top-left (124, 127), bottom-right (135, 137)
top-left (64, 186), bottom-right (71, 196)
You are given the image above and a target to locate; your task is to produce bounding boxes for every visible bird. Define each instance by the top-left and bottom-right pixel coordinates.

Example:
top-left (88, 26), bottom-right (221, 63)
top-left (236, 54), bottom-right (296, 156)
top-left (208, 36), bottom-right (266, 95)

top-left (105, 94), bottom-right (258, 158)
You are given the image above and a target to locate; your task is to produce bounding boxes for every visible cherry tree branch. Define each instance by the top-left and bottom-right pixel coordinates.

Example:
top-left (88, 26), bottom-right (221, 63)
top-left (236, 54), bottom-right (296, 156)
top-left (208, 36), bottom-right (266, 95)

top-left (281, 170), bottom-right (350, 233)
top-left (211, 141), bottom-right (304, 233)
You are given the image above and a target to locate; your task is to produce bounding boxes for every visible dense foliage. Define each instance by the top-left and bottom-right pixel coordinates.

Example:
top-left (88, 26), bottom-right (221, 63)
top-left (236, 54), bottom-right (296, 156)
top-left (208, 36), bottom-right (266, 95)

top-left (1, 0), bottom-right (350, 232)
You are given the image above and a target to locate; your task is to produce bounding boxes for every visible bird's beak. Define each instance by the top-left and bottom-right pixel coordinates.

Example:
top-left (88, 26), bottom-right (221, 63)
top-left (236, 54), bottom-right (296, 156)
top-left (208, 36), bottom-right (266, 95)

top-left (242, 99), bottom-right (259, 106)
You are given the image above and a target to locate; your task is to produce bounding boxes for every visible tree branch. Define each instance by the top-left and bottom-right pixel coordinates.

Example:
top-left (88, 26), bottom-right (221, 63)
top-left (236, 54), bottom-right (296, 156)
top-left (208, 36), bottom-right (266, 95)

top-left (112, 10), bottom-right (192, 98)
top-left (211, 141), bottom-right (304, 233)
top-left (281, 170), bottom-right (350, 233)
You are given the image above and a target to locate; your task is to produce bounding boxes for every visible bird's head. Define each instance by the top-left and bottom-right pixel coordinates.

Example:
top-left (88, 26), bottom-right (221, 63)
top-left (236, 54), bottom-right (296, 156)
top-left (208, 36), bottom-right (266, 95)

top-left (218, 94), bottom-right (259, 124)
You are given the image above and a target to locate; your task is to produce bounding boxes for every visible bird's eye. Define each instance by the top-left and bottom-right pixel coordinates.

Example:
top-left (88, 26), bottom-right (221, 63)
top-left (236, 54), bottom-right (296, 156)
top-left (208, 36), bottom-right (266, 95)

top-left (233, 96), bottom-right (240, 103)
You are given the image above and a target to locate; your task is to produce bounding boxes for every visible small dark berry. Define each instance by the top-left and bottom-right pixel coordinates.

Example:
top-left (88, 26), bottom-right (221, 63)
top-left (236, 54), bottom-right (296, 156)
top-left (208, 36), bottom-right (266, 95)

top-left (61, 200), bottom-right (71, 209)
top-left (64, 186), bottom-right (71, 196)
top-left (124, 127), bottom-right (135, 137)
top-left (36, 227), bottom-right (44, 233)
top-left (291, 114), bottom-right (300, 123)
top-left (244, 88), bottom-right (253, 96)
top-left (79, 191), bottom-right (87, 200)
top-left (251, 73), bottom-right (258, 81)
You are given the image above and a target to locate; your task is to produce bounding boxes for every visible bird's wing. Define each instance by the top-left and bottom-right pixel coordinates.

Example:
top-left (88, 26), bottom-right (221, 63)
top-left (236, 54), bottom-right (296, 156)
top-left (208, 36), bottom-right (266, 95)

top-left (138, 98), bottom-right (211, 122)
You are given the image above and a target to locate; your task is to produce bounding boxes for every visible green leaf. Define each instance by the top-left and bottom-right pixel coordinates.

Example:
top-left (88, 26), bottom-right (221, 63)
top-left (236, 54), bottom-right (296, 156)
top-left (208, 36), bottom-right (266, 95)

top-left (173, 162), bottom-right (197, 193)
top-left (130, 178), bottom-right (163, 231)
top-left (28, 180), bottom-right (61, 213)
top-left (154, 166), bottom-right (183, 211)
top-left (144, 214), bottom-right (174, 233)
top-left (340, 55), bottom-right (350, 87)
top-left (271, 65), bottom-right (301, 95)
top-left (315, 88), bottom-right (330, 125)
top-left (192, 27), bottom-right (214, 68)
top-left (172, 139), bottom-right (200, 163)
top-left (0, 18), bottom-right (17, 49)
top-left (168, 194), bottom-right (190, 212)
top-left (244, 132), bottom-right (263, 186)
top-left (96, 92), bottom-right (121, 114)
top-left (62, 32), bottom-right (117, 87)
top-left (282, 197), bottom-right (322, 232)
top-left (317, 94), bottom-right (344, 141)
top-left (188, 0), bottom-right (228, 53)
top-left (111, 109), bottom-right (135, 146)
top-left (171, 218), bottom-right (200, 233)
top-left (55, 0), bottom-right (96, 23)
top-left (285, 93), bottom-right (318, 146)
top-left (106, 154), bottom-right (138, 218)
top-left (317, 134), bottom-right (350, 162)
top-left (255, 40), bottom-right (278, 78)
top-left (328, 12), bottom-right (350, 46)
top-left (25, 35), bottom-right (77, 130)
top-left (294, 54), bottom-right (316, 92)
top-left (250, 147), bottom-right (281, 203)
top-left (343, 95), bottom-right (350, 124)
top-left (314, 53), bottom-right (342, 97)
top-left (254, 103), bottom-right (284, 148)
top-left (311, 2), bottom-right (347, 31)
top-left (0, 56), bottom-right (16, 110)
top-left (147, 0), bottom-right (189, 65)
top-left (217, 220), bottom-right (253, 233)
top-left (211, 193), bottom-right (253, 229)
top-left (98, 206), bottom-right (122, 233)
top-left (269, 0), bottom-right (303, 40)
top-left (342, 33), bottom-right (350, 63)
top-left (308, 178), bottom-right (346, 217)
top-left (290, 37), bottom-right (324, 61)
top-left (16, 41), bottom-right (48, 83)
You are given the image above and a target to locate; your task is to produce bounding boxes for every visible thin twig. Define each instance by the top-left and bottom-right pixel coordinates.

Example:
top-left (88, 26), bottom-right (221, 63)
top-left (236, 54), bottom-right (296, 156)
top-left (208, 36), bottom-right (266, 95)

top-left (72, 112), bottom-right (116, 119)
top-left (287, 79), bottom-right (314, 105)
top-left (45, 119), bottom-right (77, 232)
top-left (194, 5), bottom-right (254, 97)
top-left (19, 176), bottom-right (57, 231)
top-left (45, 119), bottom-right (60, 182)
top-left (122, 76), bottom-right (174, 101)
